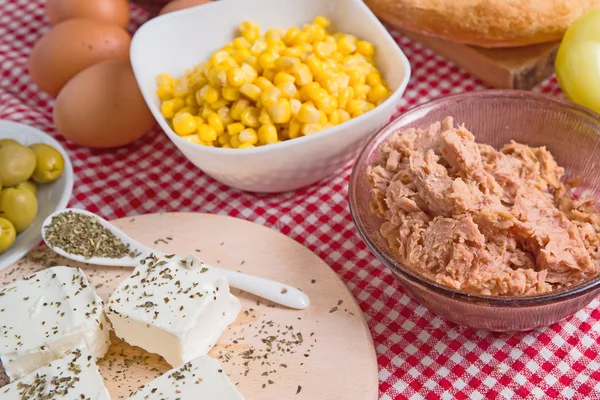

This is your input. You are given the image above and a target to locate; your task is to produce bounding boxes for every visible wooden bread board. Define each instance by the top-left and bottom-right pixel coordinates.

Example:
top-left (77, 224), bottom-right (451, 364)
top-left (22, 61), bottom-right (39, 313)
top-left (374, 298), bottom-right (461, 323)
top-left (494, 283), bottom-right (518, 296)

top-left (0, 213), bottom-right (378, 399)
top-left (399, 29), bottom-right (559, 89)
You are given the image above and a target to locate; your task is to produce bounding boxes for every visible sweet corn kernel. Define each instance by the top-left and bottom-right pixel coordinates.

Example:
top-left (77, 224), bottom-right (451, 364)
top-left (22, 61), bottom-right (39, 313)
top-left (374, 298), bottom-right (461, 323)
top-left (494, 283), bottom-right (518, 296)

top-left (290, 98), bottom-right (302, 116)
top-left (240, 106), bottom-right (260, 128)
top-left (356, 40), bottom-right (375, 57)
top-left (319, 110), bottom-right (328, 124)
top-left (239, 128), bottom-right (258, 144)
top-left (347, 99), bottom-right (372, 117)
top-left (232, 48), bottom-right (252, 64)
top-left (201, 104), bottom-right (213, 118)
top-left (288, 118), bottom-right (302, 139)
top-left (233, 37), bottom-right (251, 49)
top-left (266, 28), bottom-right (283, 39)
top-left (274, 71), bottom-right (295, 85)
top-left (194, 116), bottom-right (206, 126)
top-left (366, 72), bottom-right (381, 87)
top-left (346, 69), bottom-right (366, 86)
top-left (231, 99), bottom-right (250, 120)
top-left (174, 107), bottom-right (195, 118)
top-left (297, 103), bottom-right (320, 123)
top-left (230, 134), bottom-right (241, 148)
top-left (277, 82), bottom-right (297, 99)
top-left (302, 123), bottom-right (323, 135)
top-left (258, 52), bottom-right (277, 69)
top-left (181, 135), bottom-right (202, 145)
top-left (161, 98), bottom-right (184, 118)
top-left (226, 67), bottom-right (246, 88)
top-left (198, 124), bottom-right (217, 142)
top-left (228, 122), bottom-right (245, 135)
top-left (185, 94), bottom-right (197, 108)
top-left (222, 143), bottom-right (232, 148)
top-left (240, 21), bottom-right (260, 35)
top-left (328, 110), bottom-right (341, 125)
top-left (282, 46), bottom-right (303, 58)
top-left (314, 16), bottom-right (330, 28)
top-left (258, 108), bottom-right (272, 125)
top-left (268, 98), bottom-right (292, 124)
top-left (211, 50), bottom-right (230, 65)
top-left (368, 83), bottom-right (389, 104)
top-left (217, 107), bottom-right (234, 126)
top-left (338, 87), bottom-right (354, 109)
top-left (241, 63), bottom-right (258, 83)
top-left (207, 112), bottom-right (225, 135)
top-left (250, 39), bottom-right (267, 55)
top-left (336, 35), bottom-right (357, 56)
top-left (305, 54), bottom-right (323, 76)
top-left (291, 63), bottom-right (313, 86)
top-left (156, 73), bottom-right (174, 87)
top-left (238, 143), bottom-right (255, 149)
top-left (204, 85), bottom-right (221, 103)
top-left (173, 113), bottom-right (197, 136)
top-left (156, 85), bottom-right (173, 102)
top-left (353, 84), bottom-right (371, 100)
top-left (218, 134), bottom-right (230, 146)
top-left (222, 86), bottom-right (241, 101)
top-left (262, 68), bottom-right (276, 81)
top-left (239, 83), bottom-right (261, 101)
top-left (173, 79), bottom-right (190, 97)
top-left (255, 76), bottom-right (275, 91)
top-left (308, 86), bottom-right (328, 103)
top-left (292, 32), bottom-right (310, 46)
top-left (275, 56), bottom-right (300, 71)
top-left (258, 124), bottom-right (278, 144)
top-left (261, 87), bottom-right (281, 107)
top-left (283, 27), bottom-right (301, 46)
top-left (210, 98), bottom-right (228, 111)
top-left (338, 109), bottom-right (351, 123)
top-left (316, 95), bottom-right (337, 114)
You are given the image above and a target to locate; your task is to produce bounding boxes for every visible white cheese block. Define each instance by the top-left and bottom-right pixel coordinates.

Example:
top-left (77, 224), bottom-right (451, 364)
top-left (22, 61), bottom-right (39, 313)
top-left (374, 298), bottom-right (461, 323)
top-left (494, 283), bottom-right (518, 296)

top-left (0, 342), bottom-right (110, 399)
top-left (0, 266), bottom-right (111, 381)
top-left (106, 254), bottom-right (241, 367)
top-left (127, 355), bottom-right (244, 400)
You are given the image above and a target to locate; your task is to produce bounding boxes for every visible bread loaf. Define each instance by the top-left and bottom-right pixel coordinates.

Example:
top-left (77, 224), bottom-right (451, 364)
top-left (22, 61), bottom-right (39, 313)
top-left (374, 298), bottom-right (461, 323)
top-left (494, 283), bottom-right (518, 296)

top-left (365, 0), bottom-right (600, 47)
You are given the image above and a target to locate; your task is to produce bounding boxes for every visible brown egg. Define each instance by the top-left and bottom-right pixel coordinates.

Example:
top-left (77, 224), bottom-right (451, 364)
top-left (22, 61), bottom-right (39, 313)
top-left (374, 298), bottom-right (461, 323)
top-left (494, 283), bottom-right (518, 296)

top-left (159, 0), bottom-right (212, 15)
top-left (53, 60), bottom-right (156, 148)
top-left (28, 18), bottom-right (131, 96)
top-left (46, 0), bottom-right (130, 28)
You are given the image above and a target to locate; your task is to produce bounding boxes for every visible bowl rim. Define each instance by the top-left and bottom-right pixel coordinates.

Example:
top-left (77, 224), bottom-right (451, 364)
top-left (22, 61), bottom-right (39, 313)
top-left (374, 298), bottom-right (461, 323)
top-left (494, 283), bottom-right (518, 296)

top-left (349, 89), bottom-right (600, 307)
top-left (130, 0), bottom-right (412, 155)
top-left (0, 120), bottom-right (74, 271)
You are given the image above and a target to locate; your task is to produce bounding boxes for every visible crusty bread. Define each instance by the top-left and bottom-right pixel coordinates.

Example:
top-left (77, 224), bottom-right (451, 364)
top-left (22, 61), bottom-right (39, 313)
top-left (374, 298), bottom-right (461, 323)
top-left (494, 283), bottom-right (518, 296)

top-left (365, 0), bottom-right (600, 47)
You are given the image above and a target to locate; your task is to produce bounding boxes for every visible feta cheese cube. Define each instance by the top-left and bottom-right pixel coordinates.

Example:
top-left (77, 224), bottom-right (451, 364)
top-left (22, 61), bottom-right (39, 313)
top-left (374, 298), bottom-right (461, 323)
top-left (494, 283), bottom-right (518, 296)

top-left (0, 342), bottom-right (110, 399)
top-left (127, 355), bottom-right (244, 400)
top-left (0, 267), bottom-right (111, 380)
top-left (106, 254), bottom-right (241, 367)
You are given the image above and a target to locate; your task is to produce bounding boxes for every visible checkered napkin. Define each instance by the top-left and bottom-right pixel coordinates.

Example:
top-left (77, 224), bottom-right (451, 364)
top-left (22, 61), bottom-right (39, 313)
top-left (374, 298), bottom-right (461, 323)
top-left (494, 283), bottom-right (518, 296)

top-left (0, 0), bottom-right (597, 398)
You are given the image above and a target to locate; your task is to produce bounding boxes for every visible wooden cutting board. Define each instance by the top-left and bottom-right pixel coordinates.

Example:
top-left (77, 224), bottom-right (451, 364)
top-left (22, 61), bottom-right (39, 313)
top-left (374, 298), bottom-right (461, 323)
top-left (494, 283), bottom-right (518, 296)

top-left (0, 213), bottom-right (378, 399)
top-left (399, 29), bottom-right (559, 89)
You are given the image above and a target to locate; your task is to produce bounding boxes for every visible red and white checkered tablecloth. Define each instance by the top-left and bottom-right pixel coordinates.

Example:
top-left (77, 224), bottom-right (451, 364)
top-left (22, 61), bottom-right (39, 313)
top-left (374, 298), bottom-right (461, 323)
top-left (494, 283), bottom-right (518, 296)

top-left (1, 1), bottom-right (598, 398)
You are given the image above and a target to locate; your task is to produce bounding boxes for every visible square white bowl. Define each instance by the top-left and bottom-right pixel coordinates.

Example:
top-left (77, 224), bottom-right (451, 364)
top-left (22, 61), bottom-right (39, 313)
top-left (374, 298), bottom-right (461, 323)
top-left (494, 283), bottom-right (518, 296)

top-left (130, 0), bottom-right (411, 193)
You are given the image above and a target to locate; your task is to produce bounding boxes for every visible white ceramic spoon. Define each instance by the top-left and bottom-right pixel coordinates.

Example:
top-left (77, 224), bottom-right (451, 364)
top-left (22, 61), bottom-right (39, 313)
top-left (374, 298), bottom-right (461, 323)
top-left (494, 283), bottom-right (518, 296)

top-left (41, 208), bottom-right (310, 310)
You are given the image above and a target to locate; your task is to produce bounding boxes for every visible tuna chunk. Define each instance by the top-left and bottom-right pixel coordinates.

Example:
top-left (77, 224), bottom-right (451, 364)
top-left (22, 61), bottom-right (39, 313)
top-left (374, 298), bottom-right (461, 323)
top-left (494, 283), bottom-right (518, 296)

top-left (367, 118), bottom-right (600, 296)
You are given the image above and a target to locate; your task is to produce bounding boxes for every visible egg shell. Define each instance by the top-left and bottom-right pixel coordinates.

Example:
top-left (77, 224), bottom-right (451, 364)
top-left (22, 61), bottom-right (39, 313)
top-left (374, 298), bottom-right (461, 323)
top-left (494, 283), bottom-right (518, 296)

top-left (159, 0), bottom-right (212, 15)
top-left (46, 0), bottom-right (130, 28)
top-left (53, 60), bottom-right (156, 148)
top-left (28, 18), bottom-right (131, 96)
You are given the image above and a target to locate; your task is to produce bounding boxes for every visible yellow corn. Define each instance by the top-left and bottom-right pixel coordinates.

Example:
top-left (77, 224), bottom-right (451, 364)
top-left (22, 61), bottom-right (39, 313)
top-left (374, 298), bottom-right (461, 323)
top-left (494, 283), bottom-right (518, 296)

top-left (288, 118), bottom-right (302, 139)
top-left (240, 63), bottom-right (258, 83)
top-left (218, 134), bottom-right (230, 146)
top-left (240, 106), bottom-right (260, 128)
top-left (194, 116), bottom-right (206, 127)
top-left (207, 112), bottom-right (225, 135)
top-left (174, 106), bottom-right (194, 118)
top-left (173, 112), bottom-right (197, 136)
top-left (201, 104), bottom-right (213, 119)
top-left (258, 108), bottom-right (273, 125)
top-left (173, 79), bottom-right (190, 98)
top-left (366, 72), bottom-right (381, 87)
top-left (316, 95), bottom-right (337, 114)
top-left (328, 110), bottom-right (341, 125)
top-left (156, 73), bottom-right (174, 87)
top-left (250, 39), bottom-right (267, 55)
top-left (274, 71), bottom-right (295, 85)
top-left (255, 76), bottom-right (275, 91)
top-left (210, 98), bottom-right (228, 110)
top-left (336, 34), bottom-right (357, 56)
top-left (283, 27), bottom-right (301, 46)
top-left (338, 109), bottom-right (351, 123)
top-left (297, 103), bottom-right (320, 123)
top-left (230, 134), bottom-right (241, 148)
top-left (239, 83), bottom-right (261, 101)
top-left (258, 124), bottom-right (278, 144)
top-left (356, 40), bottom-right (375, 57)
top-left (181, 134), bottom-right (202, 145)
top-left (222, 86), bottom-right (241, 101)
top-left (290, 99), bottom-right (302, 116)
top-left (156, 85), bottom-right (173, 102)
top-left (275, 56), bottom-right (300, 71)
top-left (185, 94), bottom-right (197, 108)
top-left (238, 142), bottom-right (255, 149)
top-left (262, 68), bottom-right (276, 81)
top-left (314, 16), bottom-right (330, 28)
top-left (346, 69), bottom-right (366, 86)
top-left (204, 85), bottom-right (221, 103)
top-left (217, 106), bottom-right (234, 126)
top-left (353, 84), bottom-right (371, 100)
top-left (302, 123), bottom-right (323, 135)
top-left (227, 122), bottom-right (245, 136)
top-left (368, 83), bottom-right (389, 104)
top-left (305, 54), bottom-right (323, 76)
top-left (268, 98), bottom-right (292, 124)
top-left (258, 52), bottom-right (277, 69)
top-left (239, 128), bottom-right (258, 144)
top-left (226, 67), bottom-right (246, 88)
top-left (232, 48), bottom-right (251, 64)
top-left (233, 37), bottom-right (251, 49)
top-left (282, 46), bottom-right (303, 58)
top-left (338, 87), bottom-right (354, 109)
top-left (277, 82), bottom-right (296, 99)
top-left (161, 98), bottom-right (184, 118)
top-left (292, 63), bottom-right (313, 86)
top-left (198, 124), bottom-right (218, 142)
top-left (261, 87), bottom-right (281, 107)
top-left (231, 99), bottom-right (250, 120)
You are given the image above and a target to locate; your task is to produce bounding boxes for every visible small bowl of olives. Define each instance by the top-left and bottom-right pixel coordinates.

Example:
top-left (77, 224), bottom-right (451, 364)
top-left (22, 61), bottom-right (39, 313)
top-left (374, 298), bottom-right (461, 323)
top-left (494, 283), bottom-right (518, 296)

top-left (0, 120), bottom-right (73, 271)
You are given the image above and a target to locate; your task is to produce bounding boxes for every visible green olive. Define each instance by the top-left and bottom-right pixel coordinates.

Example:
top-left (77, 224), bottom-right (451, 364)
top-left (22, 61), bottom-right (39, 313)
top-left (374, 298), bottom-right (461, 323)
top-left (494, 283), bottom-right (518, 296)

top-left (0, 144), bottom-right (36, 187)
top-left (14, 180), bottom-right (37, 195)
top-left (0, 187), bottom-right (38, 233)
top-left (0, 217), bottom-right (16, 254)
top-left (0, 139), bottom-right (19, 147)
top-left (30, 143), bottom-right (64, 183)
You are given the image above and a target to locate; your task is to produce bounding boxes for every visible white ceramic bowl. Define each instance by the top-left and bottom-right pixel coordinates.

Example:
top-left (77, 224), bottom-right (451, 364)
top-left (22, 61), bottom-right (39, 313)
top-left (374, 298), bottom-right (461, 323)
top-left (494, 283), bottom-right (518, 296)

top-left (130, 0), bottom-right (411, 193)
top-left (0, 121), bottom-right (73, 271)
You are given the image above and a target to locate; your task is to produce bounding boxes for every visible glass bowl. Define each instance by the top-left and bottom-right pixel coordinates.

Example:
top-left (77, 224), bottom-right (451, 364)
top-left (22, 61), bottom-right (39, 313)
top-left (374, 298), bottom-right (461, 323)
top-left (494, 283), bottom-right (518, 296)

top-left (349, 90), bottom-right (600, 331)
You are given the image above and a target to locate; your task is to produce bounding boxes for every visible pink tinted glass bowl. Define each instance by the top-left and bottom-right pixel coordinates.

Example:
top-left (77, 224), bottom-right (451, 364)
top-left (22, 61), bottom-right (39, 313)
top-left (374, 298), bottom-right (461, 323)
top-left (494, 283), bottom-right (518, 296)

top-left (349, 90), bottom-right (600, 332)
